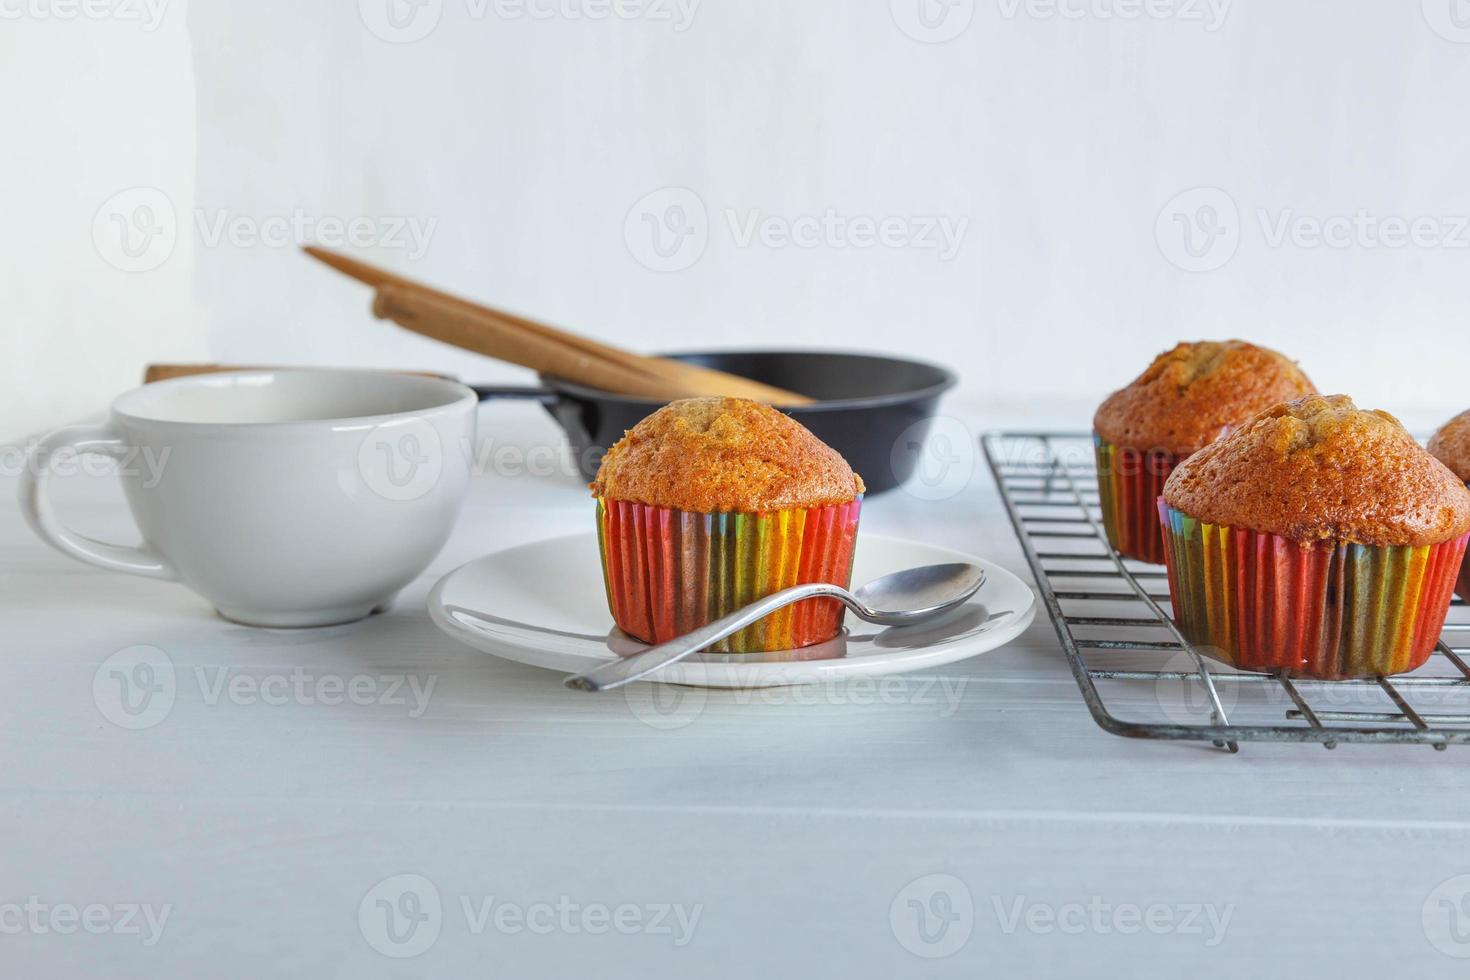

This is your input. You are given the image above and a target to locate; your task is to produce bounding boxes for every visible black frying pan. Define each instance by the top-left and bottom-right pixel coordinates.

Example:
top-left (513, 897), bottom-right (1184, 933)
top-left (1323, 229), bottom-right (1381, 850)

top-left (472, 350), bottom-right (956, 496)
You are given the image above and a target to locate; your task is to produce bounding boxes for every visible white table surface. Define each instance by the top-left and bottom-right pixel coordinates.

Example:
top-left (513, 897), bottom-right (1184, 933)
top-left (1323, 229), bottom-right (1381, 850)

top-left (5, 398), bottom-right (1470, 978)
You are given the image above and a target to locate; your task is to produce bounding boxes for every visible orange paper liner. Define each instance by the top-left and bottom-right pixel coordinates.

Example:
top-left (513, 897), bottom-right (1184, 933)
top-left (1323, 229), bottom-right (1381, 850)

top-left (596, 497), bottom-right (861, 654)
top-left (1094, 435), bottom-right (1182, 565)
top-left (1159, 501), bottom-right (1468, 679)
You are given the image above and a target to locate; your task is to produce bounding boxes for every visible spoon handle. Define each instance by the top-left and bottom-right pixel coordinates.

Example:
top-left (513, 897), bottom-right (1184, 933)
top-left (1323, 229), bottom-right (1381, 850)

top-left (565, 582), bottom-right (851, 692)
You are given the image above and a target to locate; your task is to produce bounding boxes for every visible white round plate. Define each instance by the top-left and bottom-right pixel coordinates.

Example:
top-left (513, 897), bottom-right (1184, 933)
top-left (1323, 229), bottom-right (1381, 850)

top-left (428, 534), bottom-right (1036, 688)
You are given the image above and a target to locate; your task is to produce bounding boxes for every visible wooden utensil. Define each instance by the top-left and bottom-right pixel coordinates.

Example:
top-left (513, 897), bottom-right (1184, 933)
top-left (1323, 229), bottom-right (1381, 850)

top-left (143, 364), bottom-right (453, 384)
top-left (371, 285), bottom-right (701, 400)
top-left (302, 245), bottom-right (813, 405)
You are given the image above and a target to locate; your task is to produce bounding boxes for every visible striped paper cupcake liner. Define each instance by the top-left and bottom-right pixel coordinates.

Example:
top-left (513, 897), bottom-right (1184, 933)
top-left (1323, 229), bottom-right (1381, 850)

top-left (596, 497), bottom-right (862, 653)
top-left (1094, 435), bottom-right (1183, 565)
top-left (1460, 483), bottom-right (1470, 601)
top-left (1159, 501), bottom-right (1468, 679)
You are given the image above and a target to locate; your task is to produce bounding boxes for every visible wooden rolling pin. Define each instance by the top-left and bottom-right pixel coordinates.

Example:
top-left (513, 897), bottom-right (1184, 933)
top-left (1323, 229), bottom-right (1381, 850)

top-left (303, 245), bottom-right (813, 405)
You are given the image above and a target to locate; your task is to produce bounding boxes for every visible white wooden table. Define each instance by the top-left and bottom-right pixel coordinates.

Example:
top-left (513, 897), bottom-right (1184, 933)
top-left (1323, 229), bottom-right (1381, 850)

top-left (5, 399), bottom-right (1470, 978)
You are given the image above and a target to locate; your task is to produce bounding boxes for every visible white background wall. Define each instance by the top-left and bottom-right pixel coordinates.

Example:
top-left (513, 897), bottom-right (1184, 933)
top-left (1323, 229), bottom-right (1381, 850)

top-left (7, 0), bottom-right (1470, 440)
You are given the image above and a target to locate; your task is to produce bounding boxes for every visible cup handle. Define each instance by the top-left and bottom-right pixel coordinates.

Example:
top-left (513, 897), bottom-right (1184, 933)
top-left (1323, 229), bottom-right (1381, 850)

top-left (18, 422), bottom-right (177, 580)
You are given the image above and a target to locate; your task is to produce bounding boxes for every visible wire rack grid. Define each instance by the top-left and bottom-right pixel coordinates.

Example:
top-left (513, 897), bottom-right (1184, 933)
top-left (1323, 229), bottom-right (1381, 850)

top-left (982, 432), bottom-right (1470, 753)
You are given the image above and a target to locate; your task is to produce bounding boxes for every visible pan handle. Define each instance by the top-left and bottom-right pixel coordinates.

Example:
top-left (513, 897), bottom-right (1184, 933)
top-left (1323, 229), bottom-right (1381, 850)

top-left (469, 384), bottom-right (558, 406)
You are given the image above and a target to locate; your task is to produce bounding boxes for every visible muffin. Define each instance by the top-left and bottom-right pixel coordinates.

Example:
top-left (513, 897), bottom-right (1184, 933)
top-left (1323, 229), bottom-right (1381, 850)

top-left (1159, 395), bottom-right (1470, 679)
top-left (590, 397), bottom-right (864, 653)
top-left (1429, 409), bottom-right (1470, 601)
top-left (1094, 341), bottom-right (1316, 564)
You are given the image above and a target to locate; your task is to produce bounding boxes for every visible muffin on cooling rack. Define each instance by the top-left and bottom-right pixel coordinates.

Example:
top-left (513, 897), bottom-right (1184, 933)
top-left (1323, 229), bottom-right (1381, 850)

top-left (1159, 394), bottom-right (1470, 679)
top-left (591, 397), bottom-right (864, 653)
top-left (1429, 409), bottom-right (1470, 601)
top-left (1093, 341), bottom-right (1316, 564)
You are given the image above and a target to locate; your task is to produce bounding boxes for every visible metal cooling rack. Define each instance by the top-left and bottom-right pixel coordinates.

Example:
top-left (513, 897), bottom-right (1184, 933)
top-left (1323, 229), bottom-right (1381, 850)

top-left (982, 432), bottom-right (1470, 752)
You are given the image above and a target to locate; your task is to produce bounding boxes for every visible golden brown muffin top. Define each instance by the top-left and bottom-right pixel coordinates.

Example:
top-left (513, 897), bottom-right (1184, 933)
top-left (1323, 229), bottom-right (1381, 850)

top-left (1163, 394), bottom-right (1470, 547)
top-left (590, 397), bottom-right (864, 513)
top-left (1429, 410), bottom-right (1470, 483)
top-left (1093, 340), bottom-right (1317, 456)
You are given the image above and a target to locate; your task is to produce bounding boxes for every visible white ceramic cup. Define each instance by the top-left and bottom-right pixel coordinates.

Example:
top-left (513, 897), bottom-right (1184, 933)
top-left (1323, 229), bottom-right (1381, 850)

top-left (19, 370), bottom-right (478, 627)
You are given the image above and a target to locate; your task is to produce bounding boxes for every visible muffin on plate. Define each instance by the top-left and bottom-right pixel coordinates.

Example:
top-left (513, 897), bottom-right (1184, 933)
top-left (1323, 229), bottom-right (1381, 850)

top-left (1094, 341), bottom-right (1316, 564)
top-left (590, 397), bottom-right (864, 653)
top-left (1429, 409), bottom-right (1470, 600)
top-left (1159, 395), bottom-right (1470, 679)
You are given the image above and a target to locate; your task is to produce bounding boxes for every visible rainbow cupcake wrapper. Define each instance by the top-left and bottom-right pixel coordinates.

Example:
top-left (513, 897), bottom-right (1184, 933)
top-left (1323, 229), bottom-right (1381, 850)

top-left (1459, 482), bottom-right (1470, 601)
top-left (1159, 502), bottom-right (1468, 679)
top-left (596, 497), bottom-right (861, 653)
top-left (1094, 435), bottom-right (1183, 565)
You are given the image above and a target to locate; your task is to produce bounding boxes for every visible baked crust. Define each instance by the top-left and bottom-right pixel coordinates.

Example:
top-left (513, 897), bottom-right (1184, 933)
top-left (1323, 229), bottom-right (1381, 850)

top-left (1093, 340), bottom-right (1316, 456)
top-left (1163, 394), bottom-right (1470, 547)
top-left (1429, 410), bottom-right (1470, 482)
top-left (590, 397), bottom-right (864, 513)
